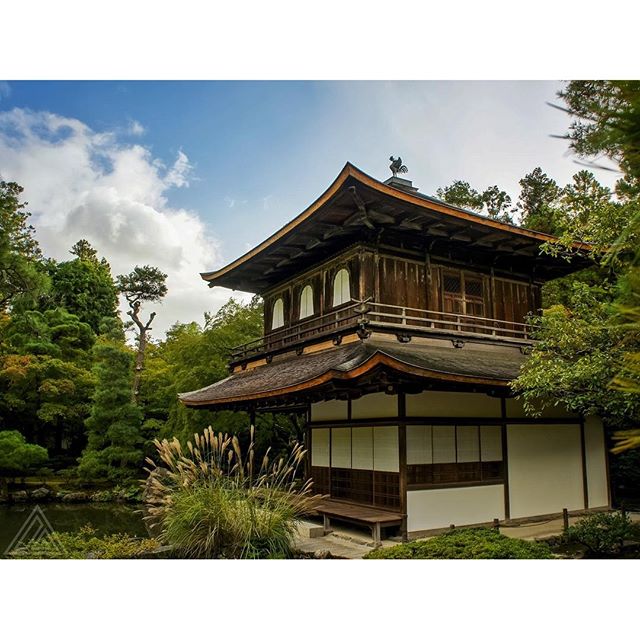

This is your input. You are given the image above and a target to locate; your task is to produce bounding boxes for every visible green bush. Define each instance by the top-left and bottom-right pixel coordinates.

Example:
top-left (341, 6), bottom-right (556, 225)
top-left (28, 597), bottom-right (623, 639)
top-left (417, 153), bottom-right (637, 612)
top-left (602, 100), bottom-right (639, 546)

top-left (0, 431), bottom-right (49, 477)
top-left (144, 427), bottom-right (320, 559)
top-left (563, 511), bottom-right (640, 556)
top-left (364, 527), bottom-right (554, 559)
top-left (7, 525), bottom-right (159, 559)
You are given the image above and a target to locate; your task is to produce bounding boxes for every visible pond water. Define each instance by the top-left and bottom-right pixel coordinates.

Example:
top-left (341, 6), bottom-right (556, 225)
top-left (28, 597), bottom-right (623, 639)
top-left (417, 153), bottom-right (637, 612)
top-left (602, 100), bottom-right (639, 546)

top-left (0, 503), bottom-right (149, 554)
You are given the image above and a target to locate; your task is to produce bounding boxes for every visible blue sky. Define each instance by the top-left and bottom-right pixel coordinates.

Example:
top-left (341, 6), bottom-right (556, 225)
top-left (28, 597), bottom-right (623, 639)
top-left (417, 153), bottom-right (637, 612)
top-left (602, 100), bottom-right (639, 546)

top-left (0, 80), bottom-right (619, 334)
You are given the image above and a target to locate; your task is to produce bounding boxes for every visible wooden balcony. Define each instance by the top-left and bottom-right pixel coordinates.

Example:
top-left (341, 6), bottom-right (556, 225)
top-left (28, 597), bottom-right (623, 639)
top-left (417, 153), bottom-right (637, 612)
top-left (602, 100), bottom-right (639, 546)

top-left (229, 300), bottom-right (533, 364)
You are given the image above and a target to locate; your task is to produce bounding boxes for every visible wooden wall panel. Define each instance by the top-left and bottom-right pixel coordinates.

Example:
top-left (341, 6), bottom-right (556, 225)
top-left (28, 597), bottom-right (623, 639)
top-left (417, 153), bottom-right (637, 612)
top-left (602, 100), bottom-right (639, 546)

top-left (426, 260), bottom-right (441, 313)
top-left (262, 247), bottom-right (543, 339)
top-left (377, 255), bottom-right (426, 310)
top-left (360, 251), bottom-right (376, 301)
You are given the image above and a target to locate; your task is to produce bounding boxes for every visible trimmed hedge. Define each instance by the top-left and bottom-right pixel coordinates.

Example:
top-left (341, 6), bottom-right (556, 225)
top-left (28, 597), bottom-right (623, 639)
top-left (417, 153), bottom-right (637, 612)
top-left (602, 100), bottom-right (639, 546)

top-left (364, 527), bottom-right (553, 559)
top-left (562, 511), bottom-right (640, 556)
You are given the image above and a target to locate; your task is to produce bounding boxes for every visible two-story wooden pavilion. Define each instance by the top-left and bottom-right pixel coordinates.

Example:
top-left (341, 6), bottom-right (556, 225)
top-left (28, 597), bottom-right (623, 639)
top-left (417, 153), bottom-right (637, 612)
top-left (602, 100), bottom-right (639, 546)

top-left (180, 162), bottom-right (610, 542)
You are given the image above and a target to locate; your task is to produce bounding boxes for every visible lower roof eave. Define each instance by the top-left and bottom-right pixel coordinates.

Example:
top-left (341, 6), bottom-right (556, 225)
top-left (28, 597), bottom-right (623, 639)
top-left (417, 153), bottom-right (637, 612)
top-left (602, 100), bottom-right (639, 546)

top-left (178, 343), bottom-right (519, 410)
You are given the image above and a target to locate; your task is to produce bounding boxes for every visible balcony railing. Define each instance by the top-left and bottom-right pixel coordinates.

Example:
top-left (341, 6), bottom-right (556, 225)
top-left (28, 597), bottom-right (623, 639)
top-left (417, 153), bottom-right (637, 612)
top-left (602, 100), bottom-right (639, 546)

top-left (230, 301), bottom-right (363, 362)
top-left (229, 299), bottom-right (532, 363)
top-left (364, 302), bottom-right (531, 340)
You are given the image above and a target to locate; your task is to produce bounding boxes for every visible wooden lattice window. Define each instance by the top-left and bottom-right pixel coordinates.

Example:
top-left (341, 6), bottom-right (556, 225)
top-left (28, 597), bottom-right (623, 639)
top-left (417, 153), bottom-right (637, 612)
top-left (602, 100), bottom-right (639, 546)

top-left (442, 268), bottom-right (485, 317)
top-left (406, 424), bottom-right (503, 488)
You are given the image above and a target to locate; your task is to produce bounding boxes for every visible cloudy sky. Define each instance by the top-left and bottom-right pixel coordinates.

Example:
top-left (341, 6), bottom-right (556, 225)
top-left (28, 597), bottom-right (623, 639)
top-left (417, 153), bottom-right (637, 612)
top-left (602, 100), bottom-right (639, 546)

top-left (0, 81), bottom-right (618, 336)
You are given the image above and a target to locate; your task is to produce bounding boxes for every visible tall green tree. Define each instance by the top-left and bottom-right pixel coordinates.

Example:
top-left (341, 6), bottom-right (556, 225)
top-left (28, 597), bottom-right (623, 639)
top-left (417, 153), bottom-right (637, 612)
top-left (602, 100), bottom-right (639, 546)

top-left (516, 167), bottom-right (561, 234)
top-left (436, 180), bottom-right (484, 211)
top-left (0, 308), bottom-right (95, 456)
top-left (558, 80), bottom-right (640, 188)
top-left (116, 265), bottom-right (168, 403)
top-left (0, 180), bottom-right (49, 311)
top-left (41, 240), bottom-right (118, 334)
top-left (515, 80), bottom-right (640, 480)
top-left (436, 180), bottom-right (513, 223)
top-left (77, 318), bottom-right (143, 481)
top-left (142, 297), bottom-right (263, 443)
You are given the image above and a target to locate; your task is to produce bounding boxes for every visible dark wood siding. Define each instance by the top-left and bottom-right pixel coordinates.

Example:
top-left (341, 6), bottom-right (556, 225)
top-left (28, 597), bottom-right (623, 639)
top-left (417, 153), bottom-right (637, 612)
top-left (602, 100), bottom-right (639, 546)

top-left (493, 277), bottom-right (534, 324)
top-left (378, 255), bottom-right (426, 310)
top-left (263, 246), bottom-right (540, 339)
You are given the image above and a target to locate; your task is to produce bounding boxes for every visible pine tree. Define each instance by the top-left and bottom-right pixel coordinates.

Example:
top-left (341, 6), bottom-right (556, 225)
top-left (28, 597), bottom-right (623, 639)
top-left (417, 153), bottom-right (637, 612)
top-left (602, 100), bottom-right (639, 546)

top-left (77, 319), bottom-right (143, 481)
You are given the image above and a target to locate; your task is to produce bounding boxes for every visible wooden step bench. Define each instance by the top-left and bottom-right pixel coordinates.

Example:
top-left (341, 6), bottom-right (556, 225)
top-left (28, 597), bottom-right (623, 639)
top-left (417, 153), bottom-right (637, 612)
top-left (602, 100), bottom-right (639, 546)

top-left (314, 499), bottom-right (404, 547)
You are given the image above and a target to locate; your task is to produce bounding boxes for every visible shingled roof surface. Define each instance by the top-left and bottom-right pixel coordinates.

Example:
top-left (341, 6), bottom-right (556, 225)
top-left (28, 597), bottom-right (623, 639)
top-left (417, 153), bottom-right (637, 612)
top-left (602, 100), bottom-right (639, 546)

top-left (178, 339), bottom-right (526, 407)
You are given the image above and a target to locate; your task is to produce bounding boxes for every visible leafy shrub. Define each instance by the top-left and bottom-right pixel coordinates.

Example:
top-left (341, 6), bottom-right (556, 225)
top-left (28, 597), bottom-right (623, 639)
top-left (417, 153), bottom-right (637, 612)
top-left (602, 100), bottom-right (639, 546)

top-left (143, 427), bottom-right (321, 558)
top-left (364, 527), bottom-right (553, 559)
top-left (8, 525), bottom-right (159, 559)
top-left (0, 431), bottom-right (48, 477)
top-left (563, 511), bottom-right (640, 556)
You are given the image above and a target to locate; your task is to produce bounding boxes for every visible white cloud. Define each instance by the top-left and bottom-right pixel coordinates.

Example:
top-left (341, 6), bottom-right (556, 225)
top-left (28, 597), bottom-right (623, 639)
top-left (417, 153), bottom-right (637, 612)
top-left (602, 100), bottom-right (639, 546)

top-left (0, 107), bottom-right (236, 337)
top-left (128, 119), bottom-right (146, 136)
top-left (0, 82), bottom-right (10, 101)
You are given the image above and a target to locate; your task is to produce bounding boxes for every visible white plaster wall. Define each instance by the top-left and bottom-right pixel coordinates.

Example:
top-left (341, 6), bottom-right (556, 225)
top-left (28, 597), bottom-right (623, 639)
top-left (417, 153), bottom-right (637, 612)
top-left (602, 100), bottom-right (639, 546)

top-left (507, 424), bottom-right (584, 518)
top-left (505, 397), bottom-right (579, 419)
top-left (311, 428), bottom-right (330, 467)
top-left (407, 485), bottom-right (505, 532)
top-left (310, 400), bottom-right (348, 422)
top-left (351, 393), bottom-right (398, 419)
top-left (406, 391), bottom-right (501, 418)
top-left (373, 426), bottom-right (399, 472)
top-left (584, 416), bottom-right (609, 508)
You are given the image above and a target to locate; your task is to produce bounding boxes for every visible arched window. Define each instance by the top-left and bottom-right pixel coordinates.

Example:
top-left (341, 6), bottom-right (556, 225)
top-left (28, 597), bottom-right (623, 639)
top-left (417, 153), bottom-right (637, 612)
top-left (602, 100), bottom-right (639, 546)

top-left (299, 285), bottom-right (314, 319)
top-left (271, 297), bottom-right (284, 330)
top-left (332, 268), bottom-right (351, 307)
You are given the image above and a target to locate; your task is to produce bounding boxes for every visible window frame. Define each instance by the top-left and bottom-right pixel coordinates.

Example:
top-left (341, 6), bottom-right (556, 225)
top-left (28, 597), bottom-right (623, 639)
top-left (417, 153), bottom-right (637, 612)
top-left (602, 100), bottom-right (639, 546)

top-left (299, 284), bottom-right (315, 319)
top-left (406, 424), bottom-right (504, 490)
top-left (332, 267), bottom-right (352, 308)
top-left (270, 297), bottom-right (285, 330)
top-left (441, 267), bottom-right (486, 318)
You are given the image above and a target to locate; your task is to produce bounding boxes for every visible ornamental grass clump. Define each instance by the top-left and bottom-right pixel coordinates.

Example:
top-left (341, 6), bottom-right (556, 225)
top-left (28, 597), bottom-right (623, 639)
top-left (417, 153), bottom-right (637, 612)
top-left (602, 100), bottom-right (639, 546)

top-left (143, 427), bottom-right (321, 558)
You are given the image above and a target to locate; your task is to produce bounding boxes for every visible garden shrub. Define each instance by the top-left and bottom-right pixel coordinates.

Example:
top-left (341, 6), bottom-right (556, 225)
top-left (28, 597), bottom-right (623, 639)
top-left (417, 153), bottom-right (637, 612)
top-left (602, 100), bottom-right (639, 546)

top-left (364, 527), bottom-right (553, 559)
top-left (143, 426), bottom-right (321, 559)
top-left (8, 525), bottom-right (159, 559)
top-left (562, 511), bottom-right (640, 556)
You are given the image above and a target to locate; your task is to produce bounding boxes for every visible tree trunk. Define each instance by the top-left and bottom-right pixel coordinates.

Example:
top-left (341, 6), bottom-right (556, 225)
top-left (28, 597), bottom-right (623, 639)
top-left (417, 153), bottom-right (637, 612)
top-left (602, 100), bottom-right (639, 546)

top-left (132, 328), bottom-right (147, 404)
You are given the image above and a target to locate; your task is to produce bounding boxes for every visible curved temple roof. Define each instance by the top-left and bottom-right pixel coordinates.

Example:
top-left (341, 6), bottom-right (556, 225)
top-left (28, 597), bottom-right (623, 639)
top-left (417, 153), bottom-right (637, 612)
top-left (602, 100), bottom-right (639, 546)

top-left (201, 162), bottom-right (591, 293)
top-left (178, 339), bottom-right (525, 409)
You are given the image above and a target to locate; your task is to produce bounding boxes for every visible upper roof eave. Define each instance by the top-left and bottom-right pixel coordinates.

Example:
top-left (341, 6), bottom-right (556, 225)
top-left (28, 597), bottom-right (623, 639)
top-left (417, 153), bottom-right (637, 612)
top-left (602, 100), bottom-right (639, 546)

top-left (200, 162), bottom-right (592, 287)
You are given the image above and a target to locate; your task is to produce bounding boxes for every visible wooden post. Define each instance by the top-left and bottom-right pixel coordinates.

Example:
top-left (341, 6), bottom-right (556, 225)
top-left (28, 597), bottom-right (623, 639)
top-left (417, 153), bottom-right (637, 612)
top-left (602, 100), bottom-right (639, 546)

top-left (323, 514), bottom-right (332, 536)
top-left (563, 508), bottom-right (569, 531)
top-left (398, 392), bottom-right (408, 542)
top-left (500, 398), bottom-right (511, 521)
top-left (579, 418), bottom-right (589, 510)
top-left (373, 522), bottom-right (381, 548)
